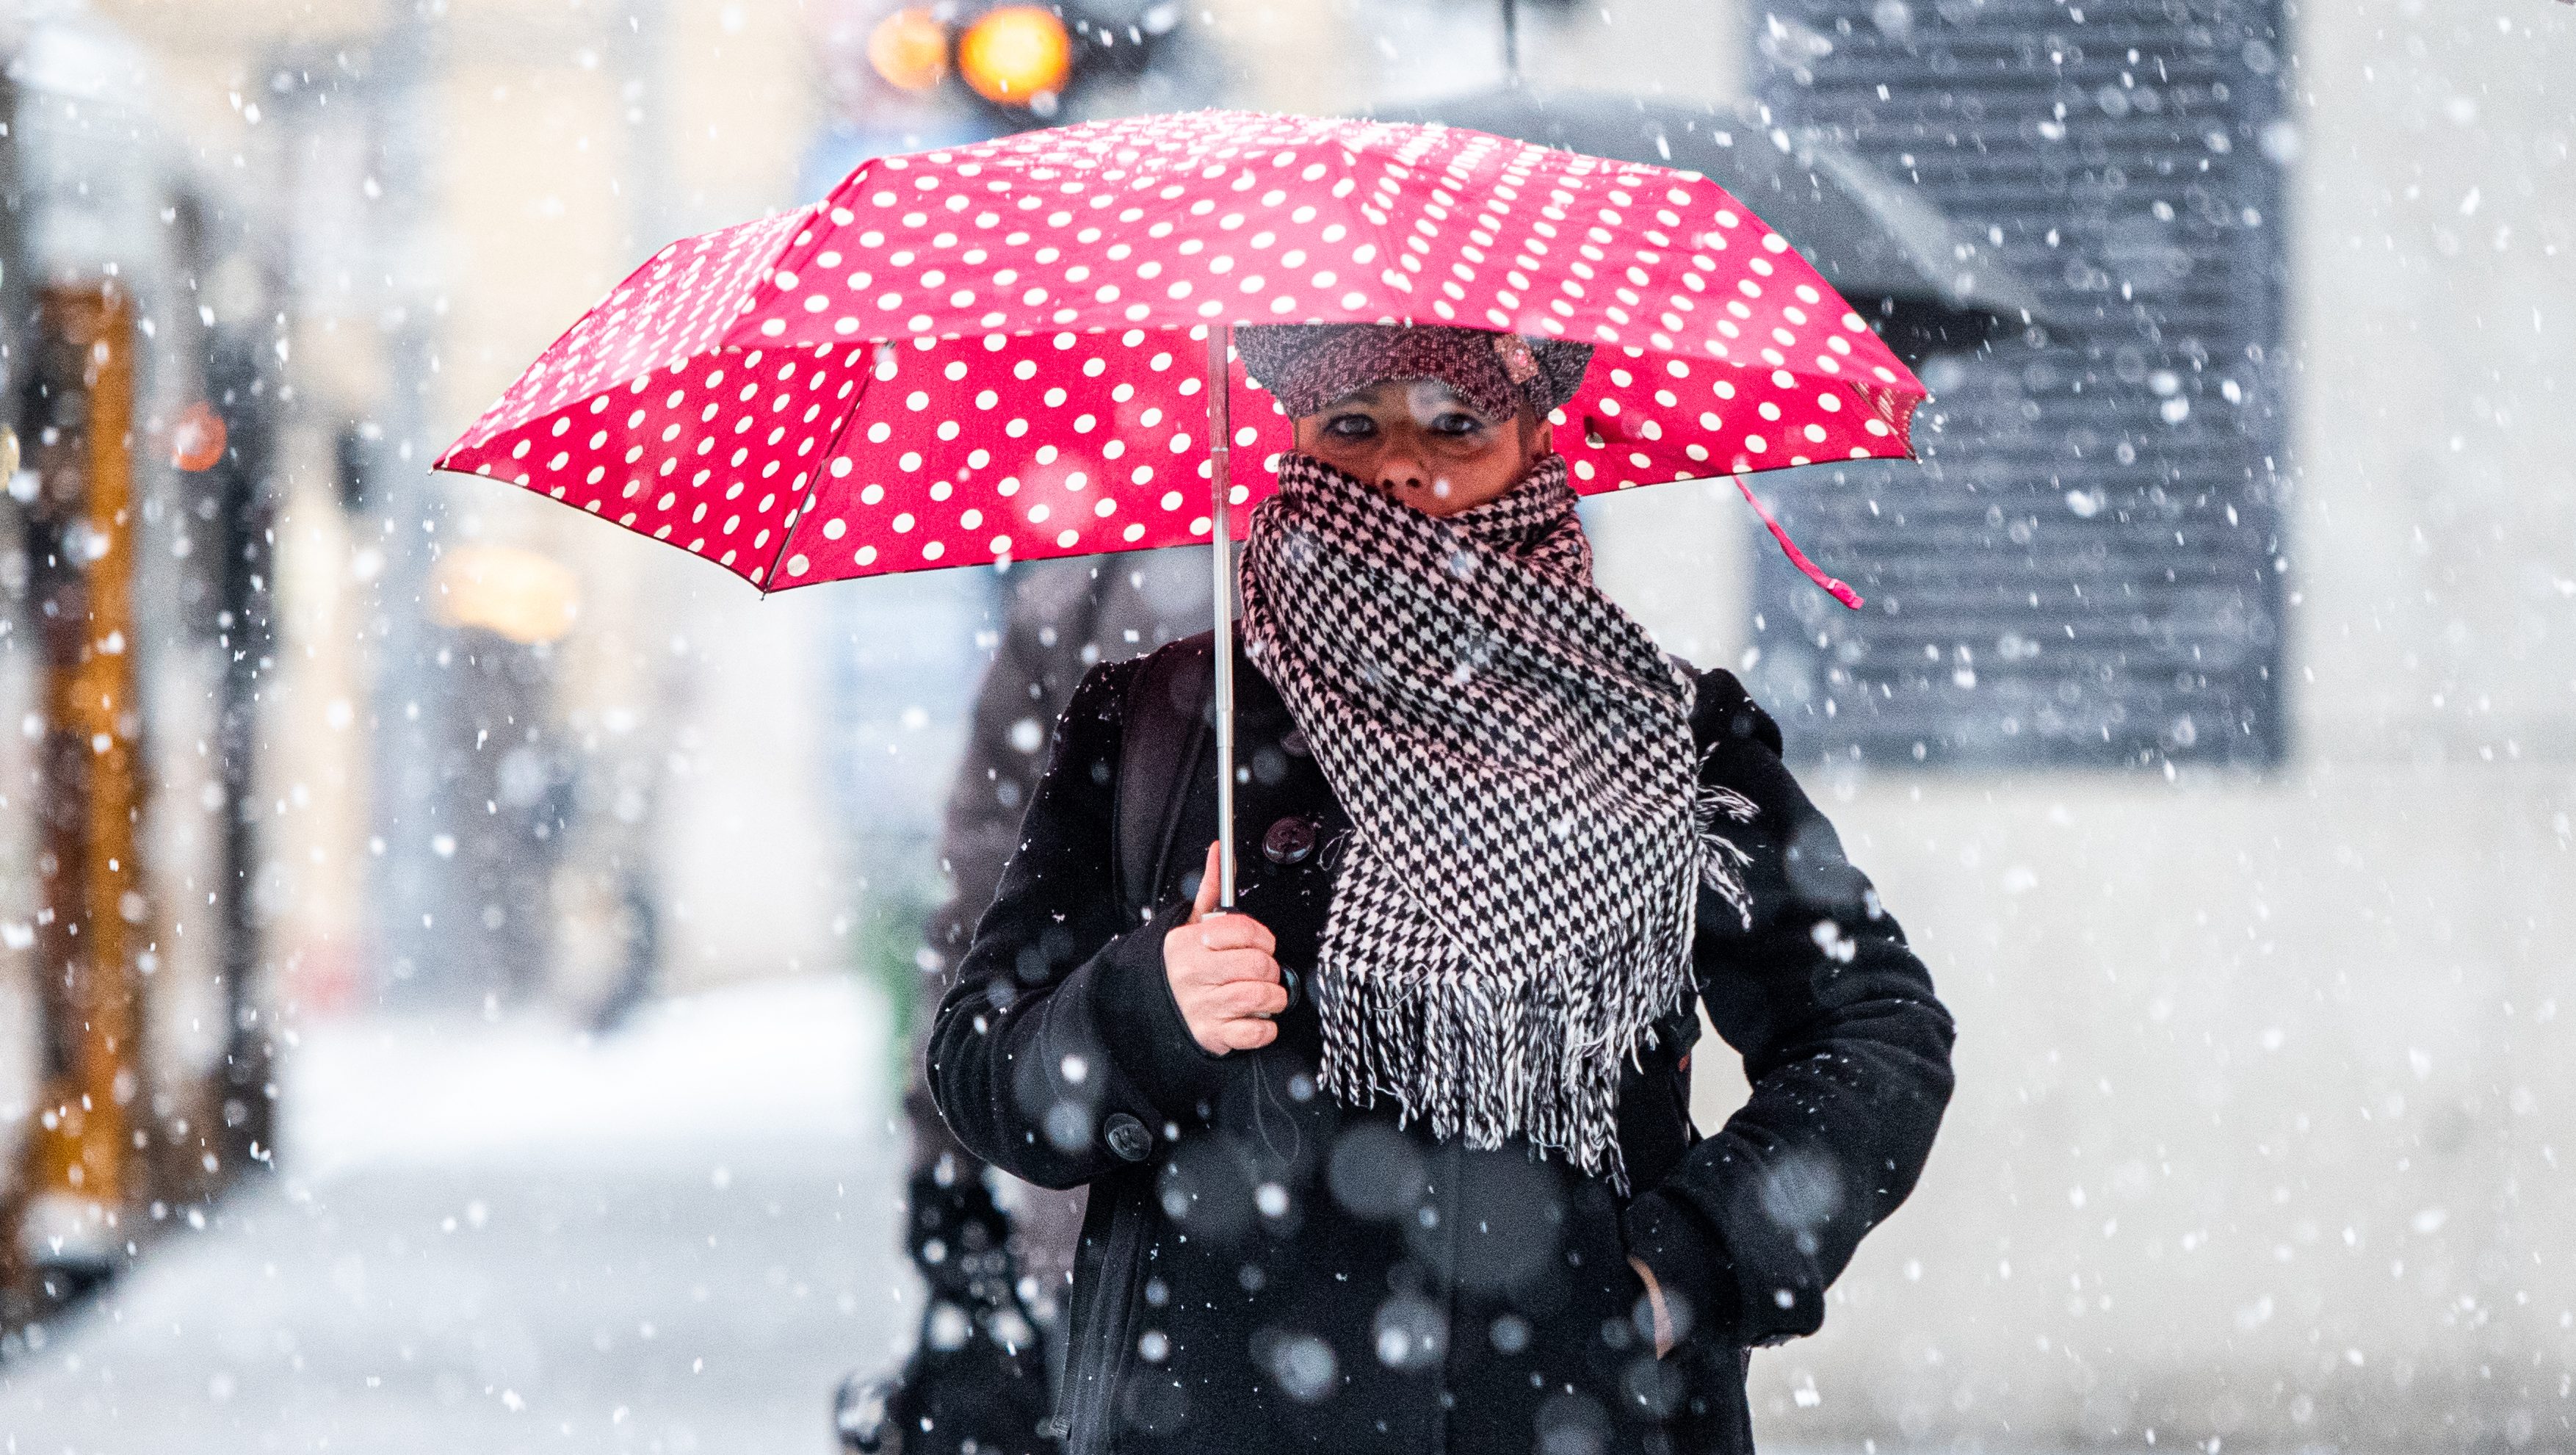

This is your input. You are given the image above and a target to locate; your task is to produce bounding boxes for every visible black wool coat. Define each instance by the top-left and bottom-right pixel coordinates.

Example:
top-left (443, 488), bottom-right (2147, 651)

top-left (930, 634), bottom-right (1955, 1455)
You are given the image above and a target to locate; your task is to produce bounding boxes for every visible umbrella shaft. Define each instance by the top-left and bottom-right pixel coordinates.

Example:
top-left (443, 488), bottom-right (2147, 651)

top-left (1207, 324), bottom-right (1237, 909)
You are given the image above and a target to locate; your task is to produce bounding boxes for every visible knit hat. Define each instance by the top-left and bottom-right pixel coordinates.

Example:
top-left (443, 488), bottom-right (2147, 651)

top-left (1235, 323), bottom-right (1593, 421)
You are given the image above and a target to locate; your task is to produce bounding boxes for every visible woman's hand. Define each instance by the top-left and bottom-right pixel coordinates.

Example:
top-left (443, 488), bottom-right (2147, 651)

top-left (1163, 841), bottom-right (1287, 1055)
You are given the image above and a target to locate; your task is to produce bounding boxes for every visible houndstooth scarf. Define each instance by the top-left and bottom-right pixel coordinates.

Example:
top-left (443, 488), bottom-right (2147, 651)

top-left (1240, 452), bottom-right (1743, 1188)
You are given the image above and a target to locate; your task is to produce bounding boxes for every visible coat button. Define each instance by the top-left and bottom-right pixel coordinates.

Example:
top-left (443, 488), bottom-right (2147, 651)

top-left (1261, 815), bottom-right (1317, 866)
top-left (1104, 1112), bottom-right (1153, 1163)
top-left (1281, 728), bottom-right (1310, 758)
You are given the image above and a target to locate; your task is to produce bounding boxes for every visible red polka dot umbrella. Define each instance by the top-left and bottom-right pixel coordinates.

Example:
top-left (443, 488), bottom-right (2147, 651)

top-left (437, 109), bottom-right (1922, 602)
top-left (437, 109), bottom-right (1928, 901)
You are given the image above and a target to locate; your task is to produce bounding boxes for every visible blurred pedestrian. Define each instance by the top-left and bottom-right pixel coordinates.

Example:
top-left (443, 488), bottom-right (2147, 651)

top-left (930, 323), bottom-right (1957, 1454)
top-left (908, 549), bottom-right (1209, 1320)
top-left (850, 549), bottom-right (1206, 1454)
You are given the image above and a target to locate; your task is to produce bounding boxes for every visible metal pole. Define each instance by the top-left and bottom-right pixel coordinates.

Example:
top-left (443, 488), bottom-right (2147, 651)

top-left (1502, 0), bottom-right (1521, 84)
top-left (0, 68), bottom-right (27, 408)
top-left (1204, 323), bottom-right (1236, 909)
top-left (363, 11), bottom-right (451, 1000)
top-left (208, 330), bottom-right (278, 1177)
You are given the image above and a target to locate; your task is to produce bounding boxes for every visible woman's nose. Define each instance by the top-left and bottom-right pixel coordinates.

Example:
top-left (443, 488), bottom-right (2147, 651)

top-left (1375, 449), bottom-right (1433, 494)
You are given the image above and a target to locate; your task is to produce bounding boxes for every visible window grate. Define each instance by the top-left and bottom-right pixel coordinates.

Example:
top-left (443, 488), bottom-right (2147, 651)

top-left (1748, 0), bottom-right (2291, 769)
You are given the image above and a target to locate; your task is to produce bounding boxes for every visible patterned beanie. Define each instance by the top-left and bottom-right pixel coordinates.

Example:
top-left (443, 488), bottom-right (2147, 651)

top-left (1236, 323), bottom-right (1593, 421)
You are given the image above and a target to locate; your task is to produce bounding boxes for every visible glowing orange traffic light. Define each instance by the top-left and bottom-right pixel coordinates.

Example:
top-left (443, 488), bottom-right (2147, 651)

top-left (867, 7), bottom-right (952, 93)
top-left (957, 6), bottom-right (1071, 106)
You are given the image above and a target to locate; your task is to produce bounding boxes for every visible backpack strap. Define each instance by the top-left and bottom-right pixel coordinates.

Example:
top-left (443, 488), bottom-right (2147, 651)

top-left (1112, 632), bottom-right (1215, 921)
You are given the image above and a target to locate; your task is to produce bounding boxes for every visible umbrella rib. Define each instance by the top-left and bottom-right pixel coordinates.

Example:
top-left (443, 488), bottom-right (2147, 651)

top-left (1362, 137), bottom-right (1426, 328)
top-left (737, 187), bottom-right (872, 600)
top-left (753, 344), bottom-right (879, 600)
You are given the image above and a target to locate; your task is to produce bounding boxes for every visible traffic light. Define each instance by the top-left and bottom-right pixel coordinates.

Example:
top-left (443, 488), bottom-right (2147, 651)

top-left (864, 3), bottom-right (1187, 120)
top-left (865, 7), bottom-right (951, 93)
top-left (958, 6), bottom-right (1073, 105)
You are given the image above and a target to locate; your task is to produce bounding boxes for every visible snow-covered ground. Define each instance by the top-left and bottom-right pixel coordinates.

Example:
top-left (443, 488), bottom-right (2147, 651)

top-left (0, 975), bottom-right (916, 1454)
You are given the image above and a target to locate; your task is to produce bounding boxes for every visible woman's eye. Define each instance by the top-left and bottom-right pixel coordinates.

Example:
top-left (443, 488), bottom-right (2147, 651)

top-left (1430, 412), bottom-right (1488, 437)
top-left (1324, 414), bottom-right (1378, 439)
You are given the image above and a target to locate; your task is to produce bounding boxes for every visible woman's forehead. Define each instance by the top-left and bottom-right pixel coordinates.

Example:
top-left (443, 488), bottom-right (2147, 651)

top-left (1309, 379), bottom-right (1494, 417)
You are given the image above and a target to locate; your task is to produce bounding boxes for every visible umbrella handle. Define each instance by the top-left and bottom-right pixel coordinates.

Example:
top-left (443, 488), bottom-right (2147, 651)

top-left (1206, 323), bottom-right (1238, 909)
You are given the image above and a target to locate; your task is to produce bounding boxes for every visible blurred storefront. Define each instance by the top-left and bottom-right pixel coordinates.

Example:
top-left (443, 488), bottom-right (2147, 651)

top-left (59, 0), bottom-right (866, 1029)
top-left (0, 2), bottom-right (291, 1321)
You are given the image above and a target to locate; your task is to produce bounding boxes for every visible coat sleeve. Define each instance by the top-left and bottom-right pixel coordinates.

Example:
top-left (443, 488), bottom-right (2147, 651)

top-left (1620, 669), bottom-right (1957, 1349)
top-left (927, 655), bottom-right (1240, 1191)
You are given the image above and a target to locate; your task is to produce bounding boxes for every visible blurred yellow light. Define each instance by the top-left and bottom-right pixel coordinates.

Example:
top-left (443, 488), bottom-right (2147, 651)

top-left (433, 544), bottom-right (581, 646)
top-left (867, 8), bottom-right (952, 93)
top-left (958, 6), bottom-right (1071, 105)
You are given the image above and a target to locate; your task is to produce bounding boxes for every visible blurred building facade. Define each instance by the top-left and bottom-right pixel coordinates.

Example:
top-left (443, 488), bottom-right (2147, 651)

top-left (0, 0), bottom-right (2561, 1445)
top-left (0, 0), bottom-right (308, 1318)
top-left (1560, 1), bottom-right (2575, 1447)
top-left (75, 0), bottom-right (860, 1029)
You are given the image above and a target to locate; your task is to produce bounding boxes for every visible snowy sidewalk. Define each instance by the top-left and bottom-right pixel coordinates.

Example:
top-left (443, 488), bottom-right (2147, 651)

top-left (0, 976), bottom-right (916, 1455)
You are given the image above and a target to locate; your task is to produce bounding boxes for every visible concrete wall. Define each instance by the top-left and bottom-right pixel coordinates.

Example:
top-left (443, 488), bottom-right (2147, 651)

top-left (1717, 768), bottom-right (2573, 1445)
top-left (1213, 0), bottom-right (1742, 113)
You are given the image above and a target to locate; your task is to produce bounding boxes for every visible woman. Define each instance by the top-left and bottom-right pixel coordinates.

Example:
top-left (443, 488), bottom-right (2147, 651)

top-left (930, 323), bottom-right (1955, 1455)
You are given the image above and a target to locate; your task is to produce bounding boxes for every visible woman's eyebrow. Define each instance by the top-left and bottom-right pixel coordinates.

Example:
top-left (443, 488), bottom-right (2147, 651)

top-left (1320, 388), bottom-right (1393, 411)
top-left (1403, 381), bottom-right (1491, 417)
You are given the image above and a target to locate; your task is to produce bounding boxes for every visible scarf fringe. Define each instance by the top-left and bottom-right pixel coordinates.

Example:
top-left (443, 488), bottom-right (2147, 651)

top-left (1697, 780), bottom-right (1762, 933)
top-left (1312, 862), bottom-right (1701, 1196)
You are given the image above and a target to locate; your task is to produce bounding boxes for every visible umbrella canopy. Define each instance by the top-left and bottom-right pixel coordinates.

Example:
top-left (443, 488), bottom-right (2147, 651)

top-left (436, 109), bottom-right (1924, 597)
top-left (1389, 88), bottom-right (2044, 333)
